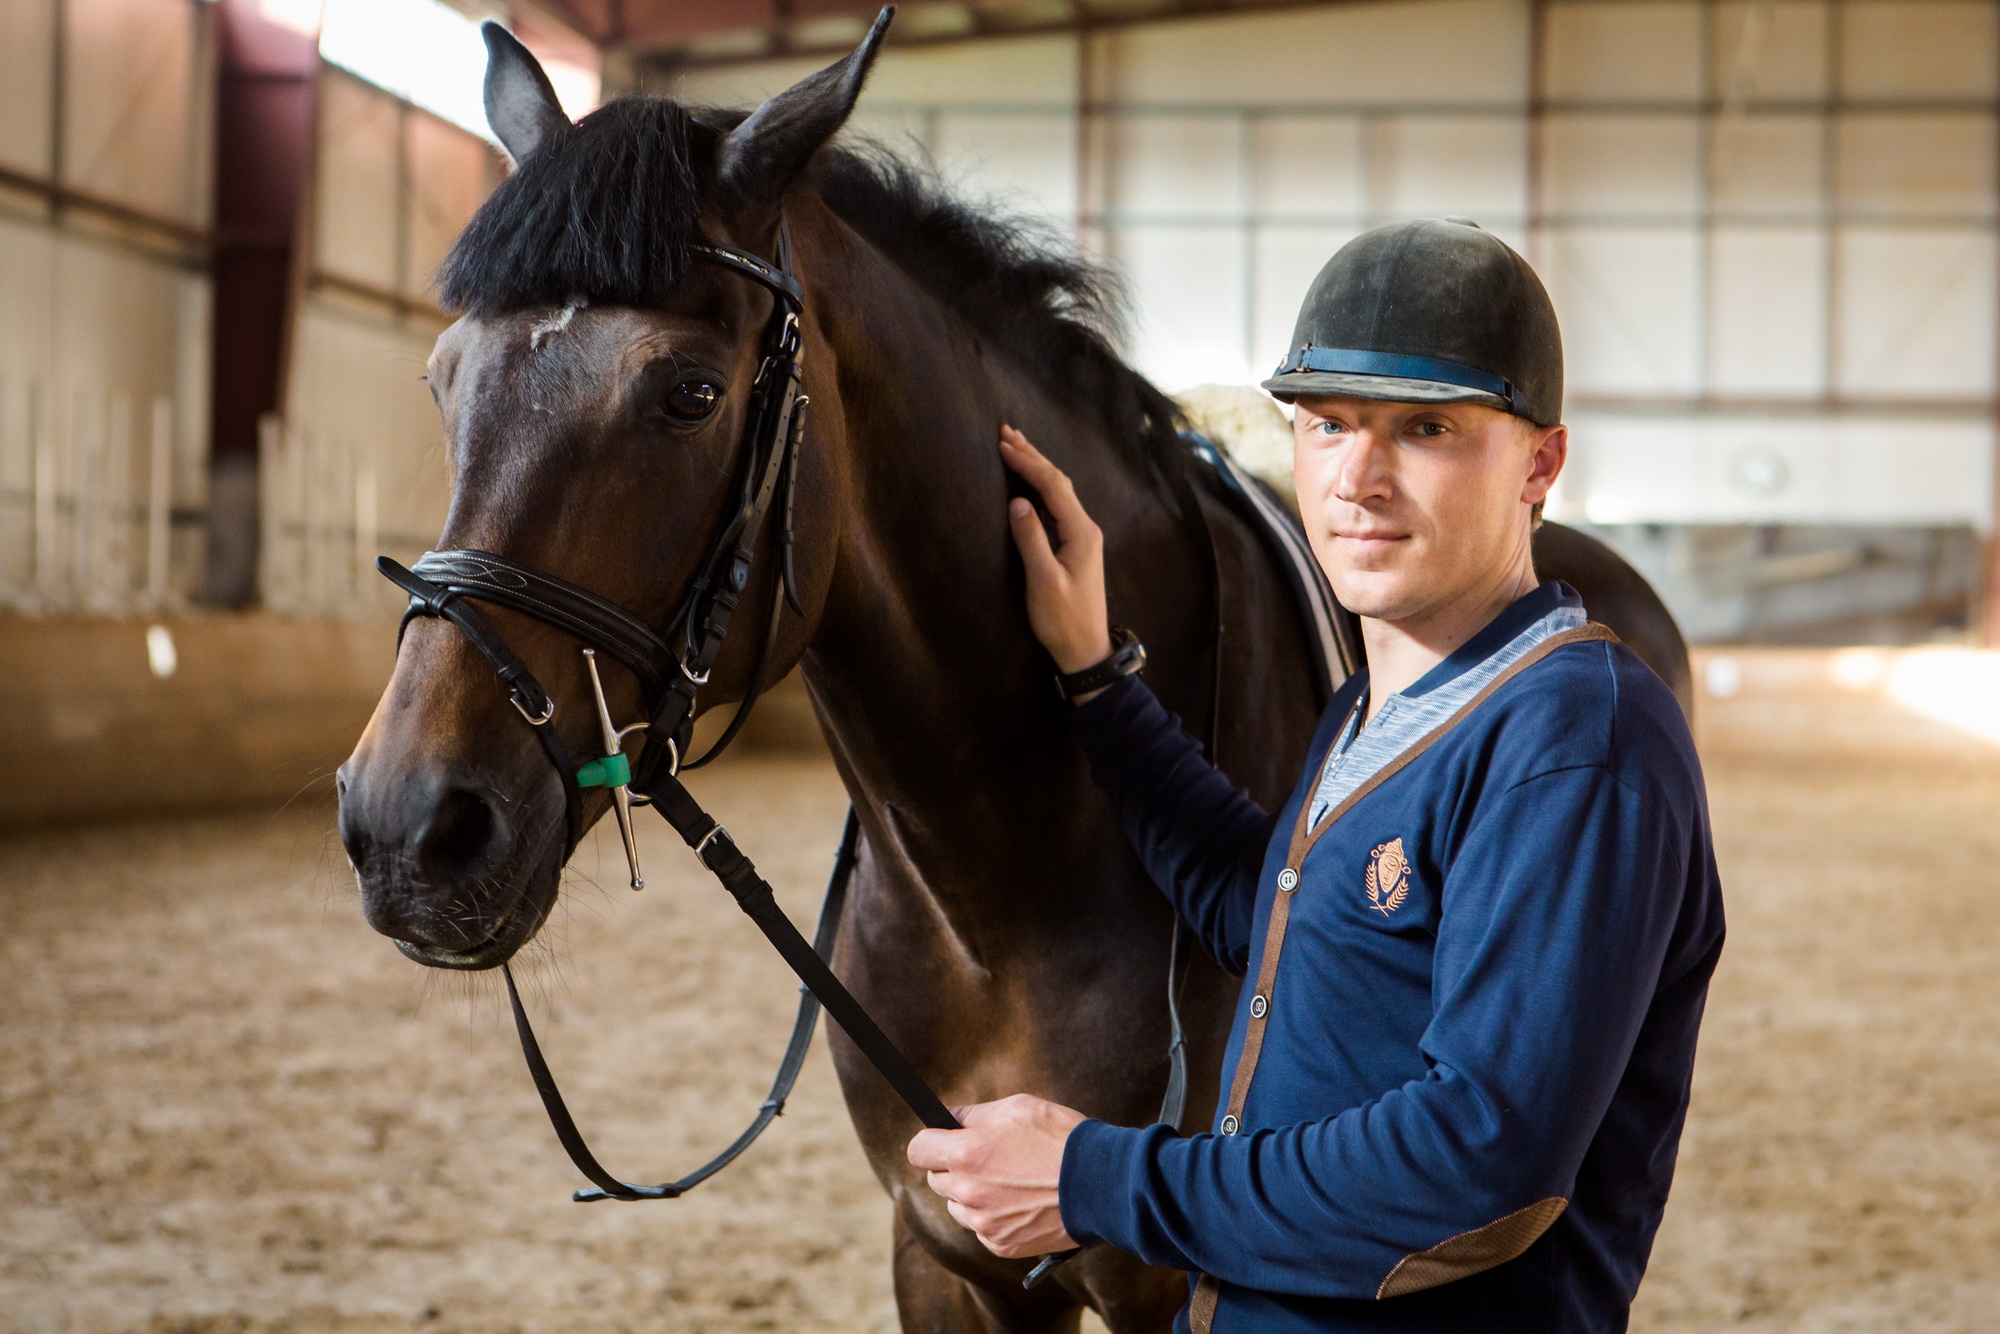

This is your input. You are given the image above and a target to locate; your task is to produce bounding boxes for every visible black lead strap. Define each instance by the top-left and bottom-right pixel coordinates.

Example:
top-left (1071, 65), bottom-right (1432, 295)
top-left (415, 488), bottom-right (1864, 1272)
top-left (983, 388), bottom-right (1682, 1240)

top-left (644, 775), bottom-right (961, 1133)
top-left (501, 808), bottom-right (870, 1201)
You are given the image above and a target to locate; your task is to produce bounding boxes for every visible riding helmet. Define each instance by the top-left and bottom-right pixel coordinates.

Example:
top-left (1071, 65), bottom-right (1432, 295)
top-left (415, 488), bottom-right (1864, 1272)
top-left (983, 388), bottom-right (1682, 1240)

top-left (1260, 218), bottom-right (1563, 428)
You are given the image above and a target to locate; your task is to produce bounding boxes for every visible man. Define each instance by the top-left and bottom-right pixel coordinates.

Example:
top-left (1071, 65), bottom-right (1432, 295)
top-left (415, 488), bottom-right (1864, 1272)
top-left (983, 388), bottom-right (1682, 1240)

top-left (907, 218), bottom-right (1724, 1332)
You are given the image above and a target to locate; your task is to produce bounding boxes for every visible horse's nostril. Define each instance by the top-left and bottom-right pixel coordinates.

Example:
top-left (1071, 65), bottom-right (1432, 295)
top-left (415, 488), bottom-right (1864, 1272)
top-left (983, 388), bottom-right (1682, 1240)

top-left (419, 788), bottom-right (501, 882)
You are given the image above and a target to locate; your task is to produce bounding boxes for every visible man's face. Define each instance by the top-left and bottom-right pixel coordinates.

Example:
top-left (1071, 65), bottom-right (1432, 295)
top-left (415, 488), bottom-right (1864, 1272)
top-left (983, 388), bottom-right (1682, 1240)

top-left (1291, 395), bottom-right (1567, 624)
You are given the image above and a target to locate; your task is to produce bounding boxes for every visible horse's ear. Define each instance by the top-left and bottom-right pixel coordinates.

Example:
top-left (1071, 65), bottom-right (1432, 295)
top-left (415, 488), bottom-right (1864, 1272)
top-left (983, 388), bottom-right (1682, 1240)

top-left (717, 7), bottom-right (893, 208)
top-left (482, 21), bottom-right (569, 165)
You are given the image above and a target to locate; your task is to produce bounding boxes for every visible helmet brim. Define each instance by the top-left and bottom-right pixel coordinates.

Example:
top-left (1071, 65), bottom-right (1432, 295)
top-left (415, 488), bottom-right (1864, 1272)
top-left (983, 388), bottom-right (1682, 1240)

top-left (1259, 369), bottom-right (1513, 413)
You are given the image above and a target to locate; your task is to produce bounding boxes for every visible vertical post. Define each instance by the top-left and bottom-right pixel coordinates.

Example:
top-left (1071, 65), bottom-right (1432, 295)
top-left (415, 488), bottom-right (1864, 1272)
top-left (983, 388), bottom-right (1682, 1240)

top-left (1693, 0), bottom-right (1715, 402)
top-left (0, 376), bottom-right (12, 604)
top-left (147, 395), bottom-right (173, 606)
top-left (257, 411), bottom-right (282, 612)
top-left (49, 0), bottom-right (66, 216)
top-left (302, 425), bottom-right (323, 613)
top-left (1987, 0), bottom-right (2000, 644)
top-left (1074, 24), bottom-right (1099, 256)
top-left (32, 380), bottom-right (56, 602)
top-left (1525, 0), bottom-right (1547, 270)
top-left (353, 439), bottom-right (377, 616)
top-left (106, 392), bottom-right (132, 606)
top-left (72, 387), bottom-right (94, 603)
top-left (205, 0), bottom-right (320, 607)
top-left (1240, 110), bottom-right (1259, 382)
top-left (1820, 0), bottom-right (1840, 403)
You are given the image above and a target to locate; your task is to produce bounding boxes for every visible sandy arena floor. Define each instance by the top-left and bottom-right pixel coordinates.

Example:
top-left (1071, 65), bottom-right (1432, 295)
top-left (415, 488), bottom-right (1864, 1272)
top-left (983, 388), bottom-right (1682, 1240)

top-left (4, 652), bottom-right (2000, 1333)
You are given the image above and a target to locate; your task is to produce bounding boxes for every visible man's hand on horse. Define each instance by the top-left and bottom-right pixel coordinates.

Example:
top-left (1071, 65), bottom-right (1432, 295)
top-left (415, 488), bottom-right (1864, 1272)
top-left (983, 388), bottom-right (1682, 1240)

top-left (998, 426), bottom-right (1113, 677)
top-left (907, 1093), bottom-right (1086, 1258)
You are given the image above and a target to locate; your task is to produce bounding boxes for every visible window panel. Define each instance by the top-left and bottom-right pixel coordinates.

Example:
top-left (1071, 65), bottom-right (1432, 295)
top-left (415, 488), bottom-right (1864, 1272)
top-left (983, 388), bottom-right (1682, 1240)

top-left (1104, 115), bottom-right (1243, 222)
top-left (1836, 226), bottom-right (1995, 396)
top-left (1709, 227), bottom-right (1827, 394)
top-left (1839, 1), bottom-right (1997, 101)
top-left (933, 111), bottom-right (1077, 228)
top-left (404, 113), bottom-right (492, 299)
top-left (315, 73), bottom-right (402, 292)
top-left (0, 0), bottom-right (53, 177)
top-left (1252, 117), bottom-right (1365, 222)
top-left (63, 0), bottom-right (202, 222)
top-left (1544, 1), bottom-right (1704, 104)
top-left (1541, 115), bottom-right (1702, 219)
top-left (1711, 114), bottom-right (1823, 217)
top-left (1836, 113), bottom-right (1994, 220)
top-left (1116, 226), bottom-right (1250, 389)
top-left (1104, 0), bottom-right (1527, 108)
top-left (1543, 227), bottom-right (1700, 394)
top-left (1252, 227), bottom-right (1361, 374)
top-left (1711, 0), bottom-right (1829, 103)
top-left (844, 108), bottom-right (930, 156)
top-left (1373, 115), bottom-right (1528, 222)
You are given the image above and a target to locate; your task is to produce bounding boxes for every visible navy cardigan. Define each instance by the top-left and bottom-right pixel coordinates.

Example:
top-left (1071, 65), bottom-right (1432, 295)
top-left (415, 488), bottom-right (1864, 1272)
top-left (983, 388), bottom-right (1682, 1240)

top-left (1058, 584), bottom-right (1724, 1333)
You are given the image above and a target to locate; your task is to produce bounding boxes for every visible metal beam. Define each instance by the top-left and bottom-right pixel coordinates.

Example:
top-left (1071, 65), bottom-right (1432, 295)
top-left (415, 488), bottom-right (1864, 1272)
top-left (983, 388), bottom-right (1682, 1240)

top-left (206, 0), bottom-right (320, 607)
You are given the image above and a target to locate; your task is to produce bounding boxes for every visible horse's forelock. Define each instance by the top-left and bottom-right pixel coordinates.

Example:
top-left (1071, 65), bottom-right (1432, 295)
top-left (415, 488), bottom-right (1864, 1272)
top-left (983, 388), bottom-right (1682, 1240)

top-left (438, 98), bottom-right (709, 317)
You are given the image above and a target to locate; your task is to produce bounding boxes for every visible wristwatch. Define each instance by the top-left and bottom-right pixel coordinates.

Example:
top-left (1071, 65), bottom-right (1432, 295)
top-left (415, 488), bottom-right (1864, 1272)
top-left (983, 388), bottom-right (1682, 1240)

top-left (1055, 626), bottom-right (1148, 702)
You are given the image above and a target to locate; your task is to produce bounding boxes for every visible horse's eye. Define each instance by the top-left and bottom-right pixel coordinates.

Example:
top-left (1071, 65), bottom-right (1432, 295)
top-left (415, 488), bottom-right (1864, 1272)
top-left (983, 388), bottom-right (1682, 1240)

top-left (663, 376), bottom-right (721, 424)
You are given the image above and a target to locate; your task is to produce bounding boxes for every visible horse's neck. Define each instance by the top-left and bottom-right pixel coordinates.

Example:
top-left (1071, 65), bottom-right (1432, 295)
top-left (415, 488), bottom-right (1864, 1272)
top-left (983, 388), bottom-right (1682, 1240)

top-left (789, 211), bottom-right (1204, 908)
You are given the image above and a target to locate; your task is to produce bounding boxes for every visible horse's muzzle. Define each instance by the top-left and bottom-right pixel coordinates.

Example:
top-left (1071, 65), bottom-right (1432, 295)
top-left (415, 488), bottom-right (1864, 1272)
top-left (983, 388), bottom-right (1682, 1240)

top-left (337, 757), bottom-right (563, 969)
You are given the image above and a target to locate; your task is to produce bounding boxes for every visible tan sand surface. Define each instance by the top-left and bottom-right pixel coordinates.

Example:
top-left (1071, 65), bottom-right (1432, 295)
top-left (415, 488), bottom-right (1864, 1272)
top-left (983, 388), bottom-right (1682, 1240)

top-left (4, 657), bottom-right (1999, 1331)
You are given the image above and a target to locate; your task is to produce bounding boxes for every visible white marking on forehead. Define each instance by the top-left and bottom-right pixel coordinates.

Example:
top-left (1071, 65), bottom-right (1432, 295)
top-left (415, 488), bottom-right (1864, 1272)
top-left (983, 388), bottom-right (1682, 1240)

top-left (529, 300), bottom-right (585, 349)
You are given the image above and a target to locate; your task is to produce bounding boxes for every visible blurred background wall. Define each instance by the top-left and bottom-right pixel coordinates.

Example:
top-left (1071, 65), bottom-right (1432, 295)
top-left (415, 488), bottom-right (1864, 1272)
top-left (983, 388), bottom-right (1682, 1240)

top-left (1, 0), bottom-right (1996, 821)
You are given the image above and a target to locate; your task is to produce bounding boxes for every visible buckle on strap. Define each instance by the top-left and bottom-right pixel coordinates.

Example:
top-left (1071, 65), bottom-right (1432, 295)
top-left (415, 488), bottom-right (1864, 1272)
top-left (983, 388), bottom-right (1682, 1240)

top-left (511, 688), bottom-right (556, 726)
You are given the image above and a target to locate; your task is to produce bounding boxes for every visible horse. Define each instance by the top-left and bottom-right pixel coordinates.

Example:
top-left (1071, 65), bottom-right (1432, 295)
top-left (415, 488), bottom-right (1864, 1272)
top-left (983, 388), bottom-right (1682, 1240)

top-left (335, 17), bottom-right (1692, 1331)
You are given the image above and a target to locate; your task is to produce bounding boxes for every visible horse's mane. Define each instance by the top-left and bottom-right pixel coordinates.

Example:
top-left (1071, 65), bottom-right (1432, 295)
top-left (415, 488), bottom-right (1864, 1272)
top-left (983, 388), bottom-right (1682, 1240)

top-left (438, 97), bottom-right (1183, 475)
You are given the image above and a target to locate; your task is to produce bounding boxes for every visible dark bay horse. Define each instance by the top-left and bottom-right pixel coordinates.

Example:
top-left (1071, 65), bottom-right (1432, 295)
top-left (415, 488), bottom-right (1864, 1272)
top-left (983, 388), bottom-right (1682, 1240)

top-left (336, 19), bottom-right (1690, 1331)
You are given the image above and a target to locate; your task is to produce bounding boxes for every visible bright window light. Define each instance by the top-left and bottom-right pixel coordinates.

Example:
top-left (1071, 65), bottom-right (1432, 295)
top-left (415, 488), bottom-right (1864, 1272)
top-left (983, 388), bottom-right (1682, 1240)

top-left (319, 0), bottom-right (500, 140)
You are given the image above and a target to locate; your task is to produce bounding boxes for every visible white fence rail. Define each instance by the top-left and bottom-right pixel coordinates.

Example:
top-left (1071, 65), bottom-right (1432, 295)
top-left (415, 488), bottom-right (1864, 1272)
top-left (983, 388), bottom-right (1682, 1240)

top-left (0, 376), bottom-right (188, 613)
top-left (258, 414), bottom-right (406, 619)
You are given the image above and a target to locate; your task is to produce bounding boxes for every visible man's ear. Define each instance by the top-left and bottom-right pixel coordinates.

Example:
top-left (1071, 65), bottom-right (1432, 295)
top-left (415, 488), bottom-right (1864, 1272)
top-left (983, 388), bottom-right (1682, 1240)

top-left (716, 7), bottom-right (893, 211)
top-left (482, 21), bottom-right (570, 166)
top-left (1523, 422), bottom-right (1568, 506)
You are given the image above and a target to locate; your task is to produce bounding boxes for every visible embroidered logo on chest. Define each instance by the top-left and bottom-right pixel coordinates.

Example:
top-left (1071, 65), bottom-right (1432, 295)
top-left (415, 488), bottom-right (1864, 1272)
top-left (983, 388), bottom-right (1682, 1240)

top-left (1365, 837), bottom-right (1412, 915)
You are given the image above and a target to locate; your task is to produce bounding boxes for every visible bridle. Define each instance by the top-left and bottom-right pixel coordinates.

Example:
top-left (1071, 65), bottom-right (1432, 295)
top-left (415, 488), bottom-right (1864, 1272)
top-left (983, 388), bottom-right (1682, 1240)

top-left (382, 229), bottom-right (814, 885)
top-left (374, 222), bottom-right (1183, 1287)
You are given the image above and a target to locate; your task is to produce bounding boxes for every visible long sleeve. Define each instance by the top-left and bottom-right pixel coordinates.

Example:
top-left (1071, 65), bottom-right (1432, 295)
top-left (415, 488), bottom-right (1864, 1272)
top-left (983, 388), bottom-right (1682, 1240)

top-left (1059, 763), bottom-right (1698, 1299)
top-left (1066, 676), bottom-right (1283, 972)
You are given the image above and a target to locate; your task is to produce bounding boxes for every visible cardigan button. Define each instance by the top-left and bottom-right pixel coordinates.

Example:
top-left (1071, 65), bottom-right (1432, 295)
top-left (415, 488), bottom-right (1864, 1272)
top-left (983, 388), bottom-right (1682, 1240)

top-left (1277, 868), bottom-right (1298, 891)
top-left (1220, 1115), bottom-right (1240, 1135)
top-left (1249, 994), bottom-right (1267, 1018)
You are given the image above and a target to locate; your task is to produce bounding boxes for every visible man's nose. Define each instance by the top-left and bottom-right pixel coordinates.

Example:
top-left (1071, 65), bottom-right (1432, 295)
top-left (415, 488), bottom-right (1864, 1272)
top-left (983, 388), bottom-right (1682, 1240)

top-left (1333, 430), bottom-right (1390, 505)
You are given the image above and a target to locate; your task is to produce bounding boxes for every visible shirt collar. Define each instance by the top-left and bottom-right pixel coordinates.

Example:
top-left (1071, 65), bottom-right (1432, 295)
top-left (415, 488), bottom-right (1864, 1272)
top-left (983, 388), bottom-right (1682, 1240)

top-left (1401, 580), bottom-right (1583, 699)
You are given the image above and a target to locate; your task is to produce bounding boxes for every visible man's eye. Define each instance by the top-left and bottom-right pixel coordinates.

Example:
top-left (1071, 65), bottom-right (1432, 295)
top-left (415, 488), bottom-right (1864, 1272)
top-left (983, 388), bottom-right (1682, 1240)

top-left (1413, 421), bottom-right (1448, 437)
top-left (663, 376), bottom-right (721, 423)
top-left (1314, 420), bottom-right (1344, 436)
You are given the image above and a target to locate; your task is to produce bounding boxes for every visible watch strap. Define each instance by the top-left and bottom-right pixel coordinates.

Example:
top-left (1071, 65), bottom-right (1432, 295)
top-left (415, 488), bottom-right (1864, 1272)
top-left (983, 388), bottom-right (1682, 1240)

top-left (1055, 626), bottom-right (1147, 701)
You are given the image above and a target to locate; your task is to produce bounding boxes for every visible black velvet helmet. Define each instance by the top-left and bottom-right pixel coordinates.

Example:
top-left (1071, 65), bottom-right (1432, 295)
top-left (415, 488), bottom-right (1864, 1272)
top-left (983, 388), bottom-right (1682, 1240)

top-left (1260, 218), bottom-right (1564, 428)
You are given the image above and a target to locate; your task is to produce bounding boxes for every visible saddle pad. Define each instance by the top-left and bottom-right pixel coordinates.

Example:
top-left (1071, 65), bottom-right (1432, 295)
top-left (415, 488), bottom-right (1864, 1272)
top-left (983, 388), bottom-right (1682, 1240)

top-left (1185, 431), bottom-right (1359, 707)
